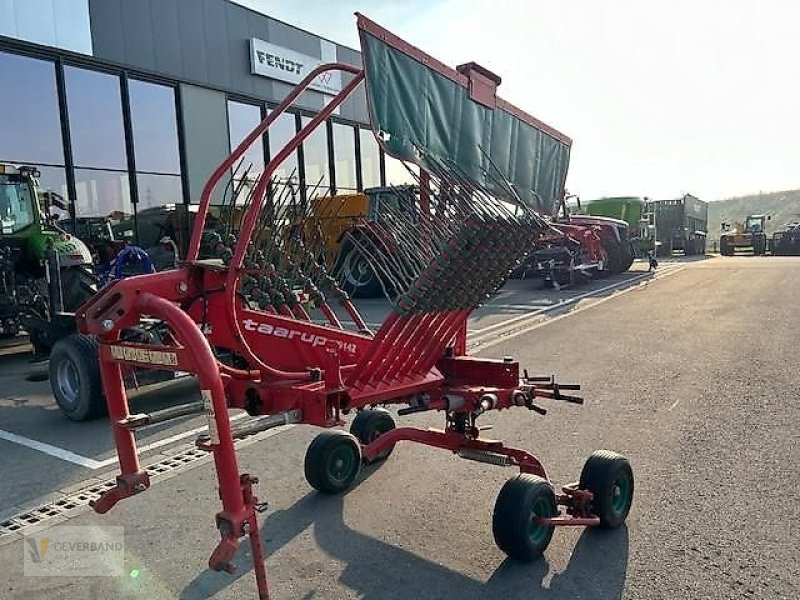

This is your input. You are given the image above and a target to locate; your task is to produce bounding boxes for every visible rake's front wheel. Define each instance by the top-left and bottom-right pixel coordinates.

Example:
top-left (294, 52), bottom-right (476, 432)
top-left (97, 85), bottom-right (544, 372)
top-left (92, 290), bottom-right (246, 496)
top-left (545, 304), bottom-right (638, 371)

top-left (304, 431), bottom-right (362, 495)
top-left (350, 408), bottom-right (396, 464)
top-left (493, 474), bottom-right (557, 561)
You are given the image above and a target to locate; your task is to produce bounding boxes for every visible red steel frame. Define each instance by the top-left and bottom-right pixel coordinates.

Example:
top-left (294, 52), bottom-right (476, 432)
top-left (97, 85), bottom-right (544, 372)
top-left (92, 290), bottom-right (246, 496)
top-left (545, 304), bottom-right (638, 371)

top-left (76, 20), bottom-right (597, 599)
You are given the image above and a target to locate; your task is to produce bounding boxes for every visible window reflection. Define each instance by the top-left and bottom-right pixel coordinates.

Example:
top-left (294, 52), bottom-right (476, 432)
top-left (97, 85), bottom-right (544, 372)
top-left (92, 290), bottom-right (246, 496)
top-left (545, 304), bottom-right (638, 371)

top-left (267, 111), bottom-right (299, 184)
top-left (332, 122), bottom-right (357, 192)
top-left (385, 154), bottom-right (418, 186)
top-left (35, 166), bottom-right (70, 222)
top-left (301, 116), bottom-right (329, 193)
top-left (73, 169), bottom-right (134, 240)
top-left (129, 79), bottom-right (181, 174)
top-left (0, 52), bottom-right (64, 166)
top-left (359, 128), bottom-right (381, 188)
top-left (64, 66), bottom-right (127, 170)
top-left (228, 101), bottom-right (264, 178)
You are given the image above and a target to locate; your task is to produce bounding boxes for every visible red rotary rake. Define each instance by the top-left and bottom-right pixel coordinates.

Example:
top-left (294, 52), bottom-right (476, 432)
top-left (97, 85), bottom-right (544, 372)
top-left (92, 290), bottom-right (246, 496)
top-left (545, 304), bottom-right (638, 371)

top-left (76, 14), bottom-right (633, 599)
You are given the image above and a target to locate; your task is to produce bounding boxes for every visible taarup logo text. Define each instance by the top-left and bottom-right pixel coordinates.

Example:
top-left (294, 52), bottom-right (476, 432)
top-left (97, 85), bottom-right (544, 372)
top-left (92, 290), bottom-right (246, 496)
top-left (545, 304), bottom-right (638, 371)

top-left (243, 319), bottom-right (357, 354)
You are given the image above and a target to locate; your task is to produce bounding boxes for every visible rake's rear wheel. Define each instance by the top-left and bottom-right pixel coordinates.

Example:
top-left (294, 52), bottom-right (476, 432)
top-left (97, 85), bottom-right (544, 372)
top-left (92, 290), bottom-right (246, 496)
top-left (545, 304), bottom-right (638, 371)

top-left (493, 474), bottom-right (557, 561)
top-left (304, 430), bottom-right (362, 495)
top-left (350, 408), bottom-right (396, 464)
top-left (579, 450), bottom-right (634, 529)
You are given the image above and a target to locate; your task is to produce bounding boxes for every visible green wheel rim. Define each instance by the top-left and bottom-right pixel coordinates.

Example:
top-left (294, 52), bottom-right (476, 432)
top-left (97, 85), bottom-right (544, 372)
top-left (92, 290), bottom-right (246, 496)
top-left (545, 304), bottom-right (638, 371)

top-left (326, 444), bottom-right (357, 484)
top-left (611, 471), bottom-right (632, 514)
top-left (528, 497), bottom-right (553, 545)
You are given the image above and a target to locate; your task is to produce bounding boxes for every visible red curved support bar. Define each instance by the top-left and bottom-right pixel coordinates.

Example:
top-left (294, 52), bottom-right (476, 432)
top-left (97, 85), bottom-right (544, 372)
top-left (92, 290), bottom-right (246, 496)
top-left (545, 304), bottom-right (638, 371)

top-left (187, 62), bottom-right (362, 261)
top-left (221, 69), bottom-right (366, 381)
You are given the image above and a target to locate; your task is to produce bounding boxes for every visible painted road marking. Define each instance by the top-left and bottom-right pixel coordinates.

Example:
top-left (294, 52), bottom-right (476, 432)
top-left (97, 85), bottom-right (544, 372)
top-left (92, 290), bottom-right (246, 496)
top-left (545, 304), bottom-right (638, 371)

top-left (470, 267), bottom-right (677, 342)
top-left (0, 413), bottom-right (248, 470)
top-left (473, 266), bottom-right (686, 351)
top-left (0, 429), bottom-right (105, 469)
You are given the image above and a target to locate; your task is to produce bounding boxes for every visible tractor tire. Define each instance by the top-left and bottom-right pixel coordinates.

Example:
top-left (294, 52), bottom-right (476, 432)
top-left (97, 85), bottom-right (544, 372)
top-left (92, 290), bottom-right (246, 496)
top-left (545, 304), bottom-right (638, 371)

top-left (61, 267), bottom-right (96, 311)
top-left (492, 474), bottom-right (557, 561)
top-left (619, 243), bottom-right (635, 273)
top-left (335, 240), bottom-right (383, 299)
top-left (720, 237), bottom-right (734, 256)
top-left (304, 430), bottom-right (362, 495)
top-left (49, 333), bottom-right (106, 421)
top-left (598, 237), bottom-right (623, 276)
top-left (350, 408), bottom-right (396, 464)
top-left (29, 328), bottom-right (54, 357)
top-left (579, 450), bottom-right (634, 529)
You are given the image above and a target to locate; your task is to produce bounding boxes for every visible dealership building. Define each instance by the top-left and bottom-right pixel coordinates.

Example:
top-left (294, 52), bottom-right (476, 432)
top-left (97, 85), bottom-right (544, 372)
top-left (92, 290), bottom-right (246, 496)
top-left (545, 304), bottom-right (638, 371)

top-left (0, 0), bottom-right (406, 248)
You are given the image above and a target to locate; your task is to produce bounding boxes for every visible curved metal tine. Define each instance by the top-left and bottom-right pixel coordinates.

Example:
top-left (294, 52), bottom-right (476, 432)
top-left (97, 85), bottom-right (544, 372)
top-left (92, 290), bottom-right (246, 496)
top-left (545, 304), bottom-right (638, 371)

top-left (376, 183), bottom-right (454, 262)
top-left (377, 210), bottom-right (429, 278)
top-left (338, 229), bottom-right (408, 298)
top-left (471, 147), bottom-right (548, 228)
top-left (357, 212), bottom-right (426, 292)
top-left (368, 201), bottom-right (430, 281)
top-left (258, 171), bottom-right (299, 264)
top-left (283, 175), bottom-right (328, 287)
top-left (219, 159), bottom-right (249, 238)
top-left (277, 175), bottom-right (326, 293)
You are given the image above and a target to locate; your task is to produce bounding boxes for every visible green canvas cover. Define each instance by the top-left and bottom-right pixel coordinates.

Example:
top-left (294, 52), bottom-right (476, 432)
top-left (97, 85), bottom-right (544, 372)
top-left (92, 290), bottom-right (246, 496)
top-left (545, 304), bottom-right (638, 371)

top-left (358, 18), bottom-right (571, 214)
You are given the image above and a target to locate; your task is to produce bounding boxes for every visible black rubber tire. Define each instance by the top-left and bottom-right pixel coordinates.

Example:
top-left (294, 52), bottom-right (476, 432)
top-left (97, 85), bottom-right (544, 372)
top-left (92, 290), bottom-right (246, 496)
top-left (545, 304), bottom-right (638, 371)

top-left (619, 243), bottom-right (635, 273)
top-left (29, 328), bottom-right (54, 356)
top-left (579, 450), bottom-right (634, 529)
top-left (492, 474), bottom-right (557, 561)
top-left (49, 333), bottom-right (105, 421)
top-left (304, 430), bottom-right (362, 495)
top-left (598, 237), bottom-right (623, 277)
top-left (335, 240), bottom-right (383, 299)
top-left (61, 267), bottom-right (96, 312)
top-left (350, 408), bottom-right (397, 464)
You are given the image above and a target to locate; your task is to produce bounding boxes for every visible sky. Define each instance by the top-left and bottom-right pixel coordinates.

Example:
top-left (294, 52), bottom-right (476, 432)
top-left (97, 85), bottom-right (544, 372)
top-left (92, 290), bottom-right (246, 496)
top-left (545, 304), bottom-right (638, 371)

top-left (233, 0), bottom-right (800, 201)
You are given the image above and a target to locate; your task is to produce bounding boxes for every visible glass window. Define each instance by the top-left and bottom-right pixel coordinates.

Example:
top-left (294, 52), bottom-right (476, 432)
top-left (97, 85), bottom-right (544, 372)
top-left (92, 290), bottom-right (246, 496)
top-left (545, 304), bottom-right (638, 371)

top-left (359, 128), bottom-right (381, 188)
top-left (0, 174), bottom-right (35, 233)
top-left (228, 101), bottom-right (264, 178)
top-left (129, 79), bottom-right (181, 174)
top-left (73, 169), bottom-right (133, 241)
top-left (135, 174), bottom-right (185, 256)
top-left (385, 154), bottom-right (418, 186)
top-left (332, 122), bottom-right (357, 192)
top-left (64, 66), bottom-right (127, 170)
top-left (35, 166), bottom-right (70, 222)
top-left (300, 116), bottom-right (329, 192)
top-left (267, 111), bottom-right (299, 184)
top-left (136, 173), bottom-right (183, 212)
top-left (0, 52), bottom-right (64, 165)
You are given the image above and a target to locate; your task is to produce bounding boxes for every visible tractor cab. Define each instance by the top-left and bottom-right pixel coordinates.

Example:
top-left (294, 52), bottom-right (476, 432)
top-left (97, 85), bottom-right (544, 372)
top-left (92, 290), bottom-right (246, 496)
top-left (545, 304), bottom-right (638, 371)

top-left (364, 185), bottom-right (419, 223)
top-left (745, 214), bottom-right (768, 233)
top-left (0, 164), bottom-right (92, 272)
top-left (0, 164), bottom-right (39, 237)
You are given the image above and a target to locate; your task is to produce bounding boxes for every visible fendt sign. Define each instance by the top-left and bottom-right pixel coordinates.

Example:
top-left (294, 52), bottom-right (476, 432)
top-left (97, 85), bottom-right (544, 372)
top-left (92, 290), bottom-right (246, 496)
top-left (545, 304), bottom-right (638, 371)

top-left (249, 38), bottom-right (342, 95)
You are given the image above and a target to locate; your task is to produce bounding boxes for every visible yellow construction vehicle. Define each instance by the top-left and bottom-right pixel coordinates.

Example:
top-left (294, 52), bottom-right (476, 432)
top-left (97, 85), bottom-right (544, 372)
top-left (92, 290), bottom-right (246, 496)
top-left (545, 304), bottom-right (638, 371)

top-left (305, 185), bottom-right (417, 297)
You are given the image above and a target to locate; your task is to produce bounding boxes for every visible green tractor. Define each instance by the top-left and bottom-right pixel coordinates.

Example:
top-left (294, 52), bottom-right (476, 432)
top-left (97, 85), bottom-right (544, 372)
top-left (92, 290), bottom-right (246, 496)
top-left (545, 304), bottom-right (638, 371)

top-left (0, 164), bottom-right (96, 354)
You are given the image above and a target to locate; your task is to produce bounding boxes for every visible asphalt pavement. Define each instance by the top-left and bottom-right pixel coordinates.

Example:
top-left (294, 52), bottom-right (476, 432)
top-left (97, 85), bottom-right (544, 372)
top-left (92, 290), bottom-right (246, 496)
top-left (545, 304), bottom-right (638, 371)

top-left (2, 256), bottom-right (797, 599)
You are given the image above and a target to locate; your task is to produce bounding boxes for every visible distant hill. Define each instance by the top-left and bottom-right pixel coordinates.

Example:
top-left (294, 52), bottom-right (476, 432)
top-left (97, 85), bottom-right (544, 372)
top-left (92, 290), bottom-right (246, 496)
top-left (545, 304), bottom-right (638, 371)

top-left (707, 189), bottom-right (800, 239)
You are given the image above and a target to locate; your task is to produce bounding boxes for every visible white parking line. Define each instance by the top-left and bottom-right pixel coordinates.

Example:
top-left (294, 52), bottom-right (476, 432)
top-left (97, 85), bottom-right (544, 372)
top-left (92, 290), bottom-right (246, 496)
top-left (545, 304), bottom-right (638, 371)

top-left (0, 429), bottom-right (105, 469)
top-left (0, 413), bottom-right (248, 470)
top-left (472, 266), bottom-right (687, 351)
top-left (469, 268), bottom-right (671, 339)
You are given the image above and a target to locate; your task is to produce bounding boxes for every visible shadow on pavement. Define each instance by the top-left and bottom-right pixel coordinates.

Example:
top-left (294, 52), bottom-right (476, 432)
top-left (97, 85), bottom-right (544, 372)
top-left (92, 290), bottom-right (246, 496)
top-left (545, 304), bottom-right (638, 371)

top-left (181, 467), bottom-right (629, 600)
